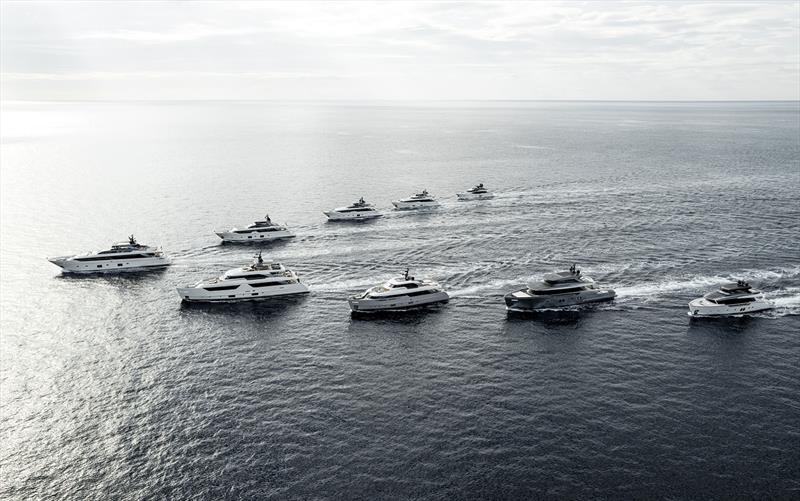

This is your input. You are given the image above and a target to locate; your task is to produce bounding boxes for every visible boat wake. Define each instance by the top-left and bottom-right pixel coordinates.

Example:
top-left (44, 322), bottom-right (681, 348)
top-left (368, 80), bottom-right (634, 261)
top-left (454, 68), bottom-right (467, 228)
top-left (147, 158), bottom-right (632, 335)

top-left (765, 287), bottom-right (800, 316)
top-left (615, 265), bottom-right (799, 298)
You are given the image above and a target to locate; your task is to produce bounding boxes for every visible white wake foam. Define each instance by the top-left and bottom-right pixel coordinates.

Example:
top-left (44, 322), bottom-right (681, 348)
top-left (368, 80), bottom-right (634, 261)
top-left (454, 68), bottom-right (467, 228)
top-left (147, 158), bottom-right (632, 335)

top-left (615, 265), bottom-right (800, 301)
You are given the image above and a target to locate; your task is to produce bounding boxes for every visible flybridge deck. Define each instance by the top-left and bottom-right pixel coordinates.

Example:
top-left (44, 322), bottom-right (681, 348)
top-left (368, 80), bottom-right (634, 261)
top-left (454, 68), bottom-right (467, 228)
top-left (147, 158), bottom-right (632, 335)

top-left (543, 271), bottom-right (585, 284)
top-left (338, 206), bottom-right (377, 212)
top-left (366, 276), bottom-right (439, 296)
top-left (328, 197), bottom-right (378, 212)
top-left (340, 201), bottom-right (376, 211)
top-left (250, 219), bottom-right (278, 227)
top-left (200, 265), bottom-right (289, 286)
top-left (105, 243), bottom-right (146, 252)
top-left (244, 222), bottom-right (283, 230)
top-left (704, 281), bottom-right (762, 303)
top-left (719, 282), bottom-right (753, 293)
top-left (103, 235), bottom-right (149, 253)
top-left (529, 267), bottom-right (595, 293)
top-left (405, 190), bottom-right (434, 201)
top-left (237, 262), bottom-right (285, 274)
top-left (234, 225), bottom-right (287, 234)
top-left (230, 254), bottom-right (285, 274)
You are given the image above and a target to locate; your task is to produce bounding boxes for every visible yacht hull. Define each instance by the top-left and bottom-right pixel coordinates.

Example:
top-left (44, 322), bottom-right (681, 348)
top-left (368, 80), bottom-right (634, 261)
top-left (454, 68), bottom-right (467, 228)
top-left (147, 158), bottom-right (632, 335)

top-left (349, 291), bottom-right (450, 312)
top-left (215, 230), bottom-right (295, 242)
top-left (505, 288), bottom-right (615, 311)
top-left (392, 201), bottom-right (439, 210)
top-left (49, 256), bottom-right (171, 273)
top-left (324, 211), bottom-right (383, 221)
top-left (177, 282), bottom-right (310, 302)
top-left (457, 193), bottom-right (494, 200)
top-left (687, 298), bottom-right (773, 317)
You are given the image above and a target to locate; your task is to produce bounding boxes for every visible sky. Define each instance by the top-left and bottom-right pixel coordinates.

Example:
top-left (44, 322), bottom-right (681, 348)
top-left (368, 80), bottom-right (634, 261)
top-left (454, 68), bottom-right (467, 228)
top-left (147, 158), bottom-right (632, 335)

top-left (1, 1), bottom-right (798, 101)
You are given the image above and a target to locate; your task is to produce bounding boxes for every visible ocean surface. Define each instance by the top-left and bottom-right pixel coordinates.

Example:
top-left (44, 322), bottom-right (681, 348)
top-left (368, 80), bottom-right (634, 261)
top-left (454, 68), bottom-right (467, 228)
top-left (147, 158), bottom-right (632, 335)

top-left (1, 100), bottom-right (799, 500)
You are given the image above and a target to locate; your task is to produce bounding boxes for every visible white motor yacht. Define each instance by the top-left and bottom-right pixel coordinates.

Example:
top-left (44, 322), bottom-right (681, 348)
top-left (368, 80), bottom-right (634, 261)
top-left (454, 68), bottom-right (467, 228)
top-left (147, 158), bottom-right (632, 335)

top-left (215, 214), bottom-right (295, 243)
top-left (324, 197), bottom-right (383, 221)
top-left (348, 269), bottom-right (450, 313)
top-left (392, 190), bottom-right (439, 210)
top-left (48, 235), bottom-right (171, 273)
top-left (457, 183), bottom-right (494, 200)
top-left (688, 280), bottom-right (773, 317)
top-left (177, 252), bottom-right (309, 302)
top-left (505, 265), bottom-right (616, 312)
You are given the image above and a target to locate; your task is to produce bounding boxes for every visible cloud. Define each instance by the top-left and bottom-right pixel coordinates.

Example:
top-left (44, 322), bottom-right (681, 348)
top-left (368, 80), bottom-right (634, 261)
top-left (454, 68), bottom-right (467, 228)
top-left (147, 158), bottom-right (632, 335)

top-left (0, 70), bottom-right (359, 81)
top-left (72, 24), bottom-right (259, 44)
top-left (1, 1), bottom-right (798, 100)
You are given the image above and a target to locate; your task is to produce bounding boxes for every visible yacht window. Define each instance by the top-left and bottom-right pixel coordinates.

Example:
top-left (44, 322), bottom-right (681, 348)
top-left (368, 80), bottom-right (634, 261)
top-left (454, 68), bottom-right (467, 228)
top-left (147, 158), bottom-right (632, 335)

top-left (392, 283), bottom-right (419, 289)
top-left (250, 280), bottom-right (292, 287)
top-left (717, 296), bottom-right (756, 305)
top-left (76, 254), bottom-right (148, 262)
top-left (204, 284), bottom-right (240, 291)
top-left (531, 286), bottom-right (585, 295)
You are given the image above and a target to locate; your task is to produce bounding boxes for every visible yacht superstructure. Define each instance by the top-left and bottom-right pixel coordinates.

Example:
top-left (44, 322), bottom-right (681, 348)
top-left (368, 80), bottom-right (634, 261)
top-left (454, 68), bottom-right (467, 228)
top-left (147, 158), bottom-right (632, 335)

top-left (457, 183), bottom-right (494, 200)
top-left (177, 252), bottom-right (309, 302)
top-left (215, 214), bottom-right (294, 243)
top-left (324, 198), bottom-right (383, 221)
top-left (392, 190), bottom-right (440, 210)
top-left (48, 235), bottom-right (171, 273)
top-left (504, 265), bottom-right (615, 311)
top-left (688, 280), bottom-right (773, 317)
top-left (348, 269), bottom-right (450, 312)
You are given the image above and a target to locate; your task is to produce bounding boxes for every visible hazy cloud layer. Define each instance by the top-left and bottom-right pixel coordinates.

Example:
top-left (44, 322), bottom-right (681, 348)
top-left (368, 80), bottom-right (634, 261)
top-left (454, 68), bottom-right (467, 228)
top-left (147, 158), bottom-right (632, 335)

top-left (2, 1), bottom-right (798, 100)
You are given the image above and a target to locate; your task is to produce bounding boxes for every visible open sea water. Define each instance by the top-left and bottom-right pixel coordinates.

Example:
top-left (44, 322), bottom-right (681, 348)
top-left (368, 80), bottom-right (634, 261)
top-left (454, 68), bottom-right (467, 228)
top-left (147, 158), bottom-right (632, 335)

top-left (1, 100), bottom-right (799, 500)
